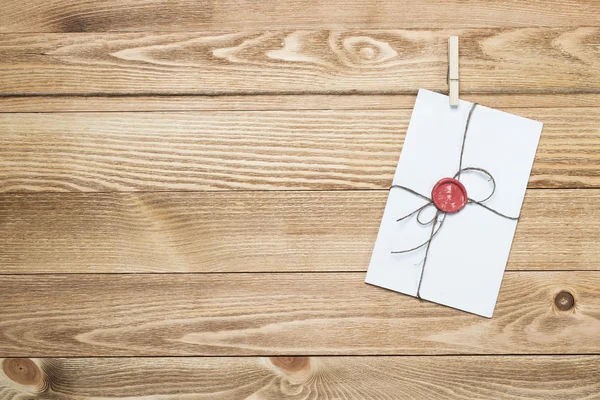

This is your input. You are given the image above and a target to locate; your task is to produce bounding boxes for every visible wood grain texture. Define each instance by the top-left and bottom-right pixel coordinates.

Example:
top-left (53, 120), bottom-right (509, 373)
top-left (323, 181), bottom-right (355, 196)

top-left (0, 272), bottom-right (599, 356)
top-left (1, 108), bottom-right (598, 191)
top-left (1, 190), bottom-right (598, 273)
top-left (3, 93), bottom-right (600, 113)
top-left (1, 28), bottom-right (600, 95)
top-left (1, 0), bottom-right (599, 396)
top-left (1, 1), bottom-right (599, 32)
top-left (1, 356), bottom-right (600, 399)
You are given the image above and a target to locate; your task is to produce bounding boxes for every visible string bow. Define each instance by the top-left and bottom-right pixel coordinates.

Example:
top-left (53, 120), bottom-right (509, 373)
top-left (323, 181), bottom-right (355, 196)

top-left (391, 103), bottom-right (519, 299)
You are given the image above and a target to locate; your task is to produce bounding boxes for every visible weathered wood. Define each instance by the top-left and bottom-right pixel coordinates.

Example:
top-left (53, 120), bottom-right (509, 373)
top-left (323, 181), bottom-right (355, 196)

top-left (1, 28), bottom-right (599, 95)
top-left (1, 1), bottom-right (599, 32)
top-left (1, 356), bottom-right (600, 399)
top-left (1, 190), bottom-right (598, 273)
top-left (0, 272), bottom-right (598, 356)
top-left (3, 93), bottom-right (600, 113)
top-left (1, 108), bottom-right (598, 191)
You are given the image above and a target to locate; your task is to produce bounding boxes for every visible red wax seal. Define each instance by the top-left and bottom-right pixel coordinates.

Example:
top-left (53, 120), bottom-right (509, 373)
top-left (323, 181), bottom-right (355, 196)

top-left (431, 178), bottom-right (468, 213)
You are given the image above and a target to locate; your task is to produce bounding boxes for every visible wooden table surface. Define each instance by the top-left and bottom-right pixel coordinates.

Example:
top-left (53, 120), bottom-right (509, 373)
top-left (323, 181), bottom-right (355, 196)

top-left (1, 1), bottom-right (600, 398)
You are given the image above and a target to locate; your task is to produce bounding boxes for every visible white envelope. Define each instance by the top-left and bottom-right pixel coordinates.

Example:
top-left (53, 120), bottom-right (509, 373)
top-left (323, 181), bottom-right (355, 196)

top-left (365, 89), bottom-right (543, 318)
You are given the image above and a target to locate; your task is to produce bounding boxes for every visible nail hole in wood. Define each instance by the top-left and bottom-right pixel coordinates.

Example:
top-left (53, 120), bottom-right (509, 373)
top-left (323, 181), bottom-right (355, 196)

top-left (554, 290), bottom-right (575, 311)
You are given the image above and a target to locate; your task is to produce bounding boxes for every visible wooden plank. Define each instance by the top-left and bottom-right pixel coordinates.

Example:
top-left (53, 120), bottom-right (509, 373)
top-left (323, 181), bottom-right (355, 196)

top-left (1, 1), bottom-right (599, 32)
top-left (1, 108), bottom-right (599, 191)
top-left (0, 272), bottom-right (598, 356)
top-left (1, 190), bottom-right (598, 273)
top-left (3, 93), bottom-right (600, 113)
top-left (1, 356), bottom-right (599, 399)
top-left (1, 28), bottom-right (599, 95)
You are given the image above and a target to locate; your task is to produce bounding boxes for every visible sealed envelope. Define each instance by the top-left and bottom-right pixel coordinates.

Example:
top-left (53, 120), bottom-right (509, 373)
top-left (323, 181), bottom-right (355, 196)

top-left (365, 89), bottom-right (543, 317)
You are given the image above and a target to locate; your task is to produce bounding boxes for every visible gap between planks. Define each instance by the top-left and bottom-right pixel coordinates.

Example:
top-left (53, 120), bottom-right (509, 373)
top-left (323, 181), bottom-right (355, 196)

top-left (2, 93), bottom-right (600, 113)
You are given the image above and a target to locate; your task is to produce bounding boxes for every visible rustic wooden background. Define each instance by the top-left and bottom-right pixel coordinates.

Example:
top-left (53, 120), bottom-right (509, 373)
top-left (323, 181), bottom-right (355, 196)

top-left (1, 1), bottom-right (600, 398)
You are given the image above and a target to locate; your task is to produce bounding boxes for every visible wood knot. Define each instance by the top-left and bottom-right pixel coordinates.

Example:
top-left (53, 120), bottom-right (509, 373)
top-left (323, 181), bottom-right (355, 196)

top-left (269, 357), bottom-right (310, 374)
top-left (2, 358), bottom-right (43, 386)
top-left (341, 36), bottom-right (398, 65)
top-left (554, 290), bottom-right (575, 311)
top-left (359, 47), bottom-right (376, 60)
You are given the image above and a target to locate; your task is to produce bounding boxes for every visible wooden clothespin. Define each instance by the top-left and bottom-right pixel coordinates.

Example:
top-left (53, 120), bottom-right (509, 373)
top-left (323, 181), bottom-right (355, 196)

top-left (448, 36), bottom-right (459, 106)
